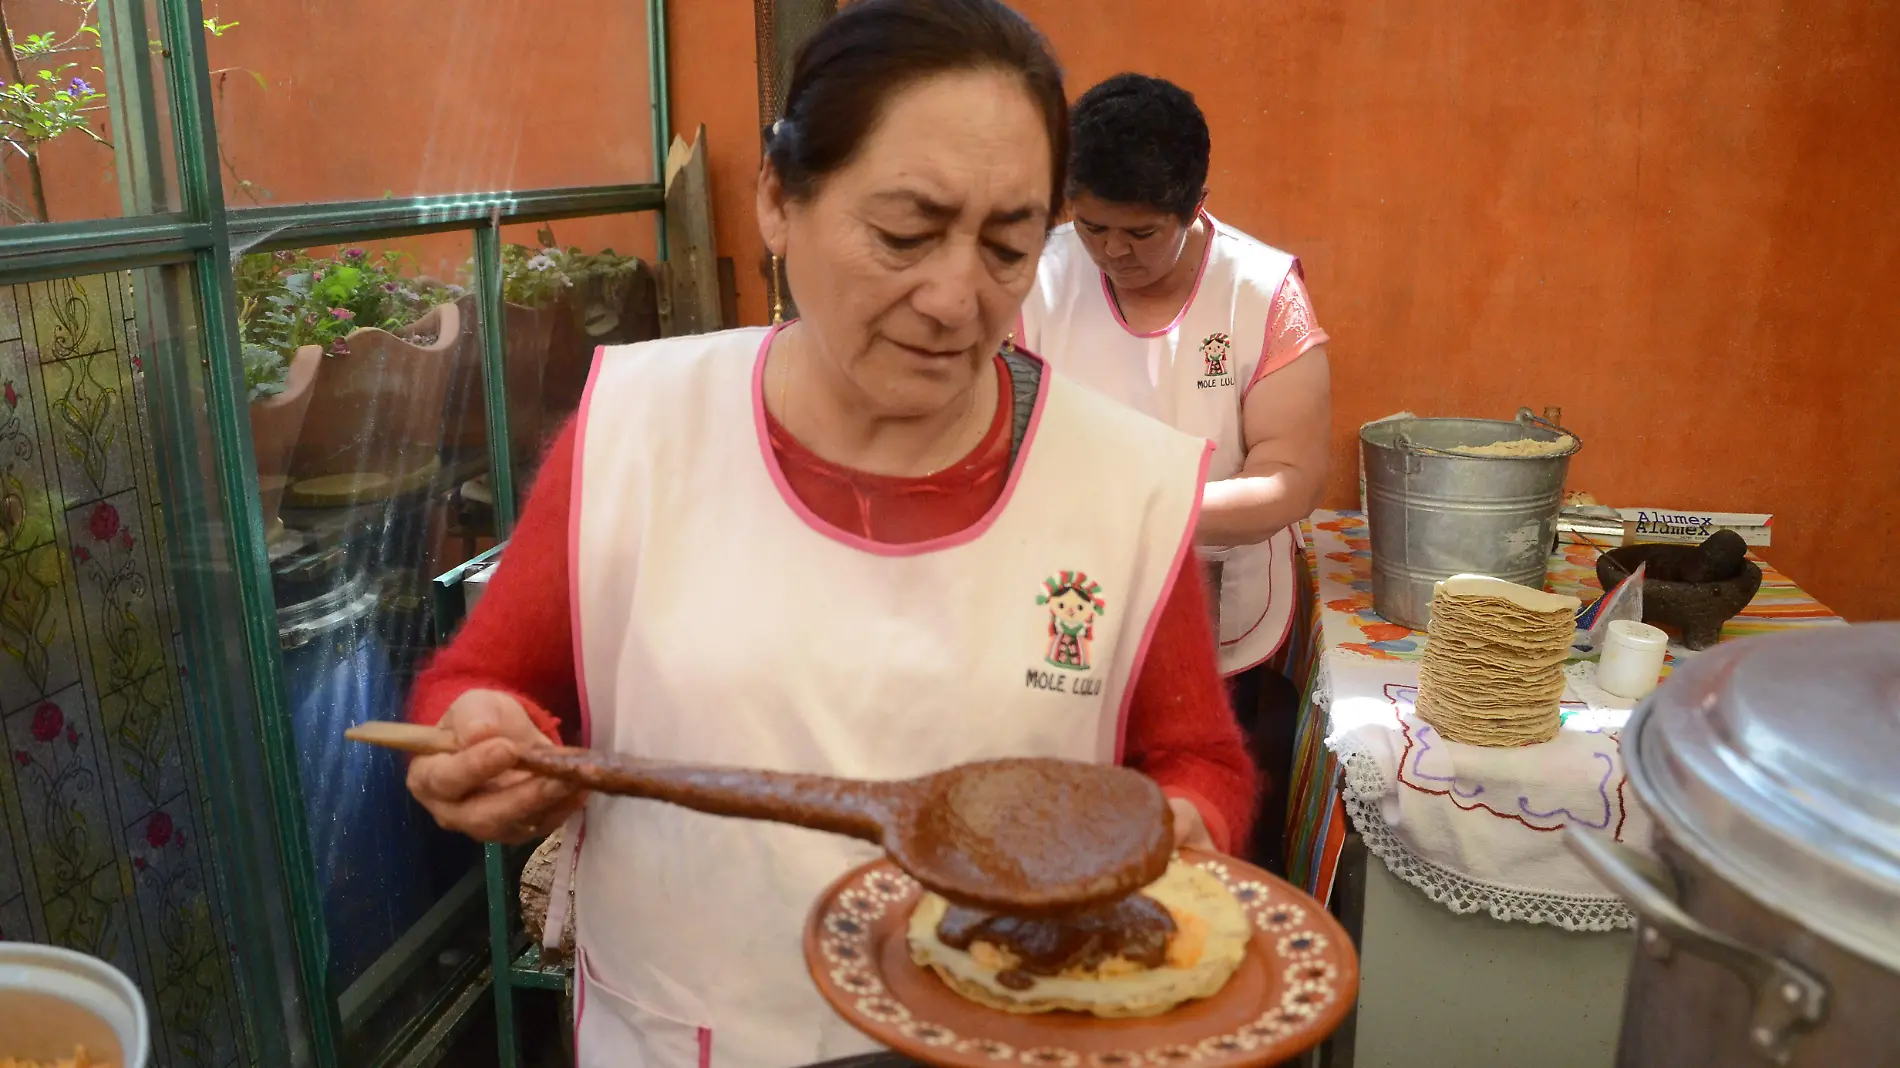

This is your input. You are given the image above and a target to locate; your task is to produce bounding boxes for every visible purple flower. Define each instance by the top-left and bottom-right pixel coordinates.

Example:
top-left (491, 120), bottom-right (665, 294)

top-left (69, 78), bottom-right (93, 96)
top-left (31, 703), bottom-right (62, 743)
top-left (382, 283), bottom-right (399, 293)
top-left (343, 248), bottom-right (366, 260)
top-left (329, 308), bottom-right (354, 321)
top-left (328, 340), bottom-right (348, 356)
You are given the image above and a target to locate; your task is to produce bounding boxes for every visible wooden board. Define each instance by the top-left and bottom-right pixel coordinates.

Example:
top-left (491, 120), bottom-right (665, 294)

top-left (661, 124), bottom-right (722, 337)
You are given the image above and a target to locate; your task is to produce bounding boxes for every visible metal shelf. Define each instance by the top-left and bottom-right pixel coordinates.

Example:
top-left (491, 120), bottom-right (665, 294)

top-left (508, 944), bottom-right (572, 994)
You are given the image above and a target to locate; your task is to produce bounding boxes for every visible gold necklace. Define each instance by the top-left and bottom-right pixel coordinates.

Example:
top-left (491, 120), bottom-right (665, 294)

top-left (777, 347), bottom-right (982, 477)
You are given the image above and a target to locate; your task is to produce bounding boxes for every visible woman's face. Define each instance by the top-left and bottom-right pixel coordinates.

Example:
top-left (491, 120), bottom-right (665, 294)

top-left (759, 69), bottom-right (1052, 419)
top-left (1069, 192), bottom-right (1196, 293)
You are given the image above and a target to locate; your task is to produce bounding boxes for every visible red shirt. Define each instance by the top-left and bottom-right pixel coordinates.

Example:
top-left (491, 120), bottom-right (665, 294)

top-left (410, 356), bottom-right (1256, 850)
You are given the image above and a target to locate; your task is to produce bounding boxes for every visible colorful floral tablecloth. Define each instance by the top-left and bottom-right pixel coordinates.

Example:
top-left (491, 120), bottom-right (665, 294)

top-left (1285, 511), bottom-right (1844, 929)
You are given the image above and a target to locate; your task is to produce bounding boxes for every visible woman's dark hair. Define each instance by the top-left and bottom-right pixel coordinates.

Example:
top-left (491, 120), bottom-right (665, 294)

top-left (1068, 73), bottom-right (1210, 222)
top-left (764, 0), bottom-right (1068, 212)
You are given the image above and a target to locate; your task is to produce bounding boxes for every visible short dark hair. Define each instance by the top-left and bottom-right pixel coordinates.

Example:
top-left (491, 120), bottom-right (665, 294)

top-left (765, 0), bottom-right (1068, 213)
top-left (1068, 74), bottom-right (1210, 222)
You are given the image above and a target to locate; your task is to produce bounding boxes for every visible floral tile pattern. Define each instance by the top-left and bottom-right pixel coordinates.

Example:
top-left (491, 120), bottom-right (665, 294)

top-left (0, 274), bottom-right (245, 1067)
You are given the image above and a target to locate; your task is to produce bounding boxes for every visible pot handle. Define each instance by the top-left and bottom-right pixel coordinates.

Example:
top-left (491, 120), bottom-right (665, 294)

top-left (1514, 406), bottom-right (1584, 453)
top-left (1565, 828), bottom-right (1827, 1065)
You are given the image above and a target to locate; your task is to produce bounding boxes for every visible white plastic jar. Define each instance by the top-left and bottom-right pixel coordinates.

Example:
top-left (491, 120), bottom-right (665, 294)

top-left (1598, 619), bottom-right (1670, 700)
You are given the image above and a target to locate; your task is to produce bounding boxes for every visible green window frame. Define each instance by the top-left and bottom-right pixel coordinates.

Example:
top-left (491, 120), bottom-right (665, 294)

top-left (0, 1), bottom-right (671, 1064)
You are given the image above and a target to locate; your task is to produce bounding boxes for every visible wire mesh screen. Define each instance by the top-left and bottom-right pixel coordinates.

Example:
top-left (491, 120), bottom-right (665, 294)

top-left (755, 0), bottom-right (837, 132)
top-left (754, 0), bottom-right (835, 320)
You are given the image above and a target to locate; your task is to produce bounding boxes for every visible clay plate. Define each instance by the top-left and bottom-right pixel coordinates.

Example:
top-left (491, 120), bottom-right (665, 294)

top-left (805, 849), bottom-right (1359, 1067)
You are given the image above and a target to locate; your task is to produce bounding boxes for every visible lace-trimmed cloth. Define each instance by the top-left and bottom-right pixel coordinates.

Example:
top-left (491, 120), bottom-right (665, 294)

top-left (1322, 652), bottom-right (1647, 932)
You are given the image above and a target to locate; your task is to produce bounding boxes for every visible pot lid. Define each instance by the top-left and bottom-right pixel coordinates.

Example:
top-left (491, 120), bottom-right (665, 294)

top-left (1628, 623), bottom-right (1900, 971)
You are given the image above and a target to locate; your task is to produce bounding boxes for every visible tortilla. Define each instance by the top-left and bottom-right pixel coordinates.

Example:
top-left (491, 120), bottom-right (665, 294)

top-left (906, 858), bottom-right (1249, 1018)
top-left (1417, 576), bottom-right (1576, 747)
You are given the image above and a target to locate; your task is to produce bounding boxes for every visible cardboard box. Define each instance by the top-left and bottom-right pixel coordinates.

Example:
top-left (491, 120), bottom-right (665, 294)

top-left (1617, 508), bottom-right (1773, 547)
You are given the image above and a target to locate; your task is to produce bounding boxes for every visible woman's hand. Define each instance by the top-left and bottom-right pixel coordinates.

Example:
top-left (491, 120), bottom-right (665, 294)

top-left (405, 690), bottom-right (587, 844)
top-left (1169, 796), bottom-right (1218, 853)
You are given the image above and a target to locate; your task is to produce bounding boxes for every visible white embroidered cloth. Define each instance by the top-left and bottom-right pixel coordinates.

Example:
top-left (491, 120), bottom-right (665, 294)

top-left (1322, 654), bottom-right (1650, 931)
top-left (1300, 511), bottom-right (1845, 930)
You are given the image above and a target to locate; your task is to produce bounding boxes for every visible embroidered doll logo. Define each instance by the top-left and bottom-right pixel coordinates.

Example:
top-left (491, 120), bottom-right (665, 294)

top-left (1200, 332), bottom-right (1232, 378)
top-left (1037, 571), bottom-right (1107, 672)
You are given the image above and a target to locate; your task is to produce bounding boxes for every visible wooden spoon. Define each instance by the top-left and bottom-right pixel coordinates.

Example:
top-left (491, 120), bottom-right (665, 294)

top-left (350, 721), bottom-right (1173, 914)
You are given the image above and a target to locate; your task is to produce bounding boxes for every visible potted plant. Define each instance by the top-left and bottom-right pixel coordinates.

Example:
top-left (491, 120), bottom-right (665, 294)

top-left (242, 341), bottom-right (319, 545)
top-left (445, 230), bottom-right (660, 464)
top-left (445, 240), bottom-right (571, 459)
top-left (233, 254), bottom-right (319, 544)
top-left (237, 249), bottom-right (459, 484)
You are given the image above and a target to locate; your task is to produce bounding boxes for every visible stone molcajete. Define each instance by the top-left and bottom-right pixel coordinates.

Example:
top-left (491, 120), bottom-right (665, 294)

top-left (1597, 529), bottom-right (1761, 651)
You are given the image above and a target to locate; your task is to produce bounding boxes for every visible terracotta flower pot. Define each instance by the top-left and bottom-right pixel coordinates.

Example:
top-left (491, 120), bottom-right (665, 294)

top-left (445, 294), bottom-right (557, 462)
top-left (248, 347), bottom-right (321, 539)
top-left (290, 302), bottom-right (461, 479)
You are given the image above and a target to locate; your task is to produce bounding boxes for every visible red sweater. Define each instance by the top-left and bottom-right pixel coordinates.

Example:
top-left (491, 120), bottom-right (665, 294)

top-left (410, 357), bottom-right (1256, 850)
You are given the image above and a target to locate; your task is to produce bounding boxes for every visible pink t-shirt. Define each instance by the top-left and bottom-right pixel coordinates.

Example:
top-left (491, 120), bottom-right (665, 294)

top-left (1257, 266), bottom-right (1330, 382)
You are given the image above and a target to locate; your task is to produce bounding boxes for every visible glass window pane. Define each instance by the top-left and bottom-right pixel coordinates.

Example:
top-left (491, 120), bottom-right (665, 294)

top-left (497, 213), bottom-right (661, 490)
top-left (0, 0), bottom-right (178, 225)
top-left (209, 1), bottom-right (654, 208)
top-left (234, 236), bottom-right (485, 1002)
top-left (1, 265), bottom-right (307, 1065)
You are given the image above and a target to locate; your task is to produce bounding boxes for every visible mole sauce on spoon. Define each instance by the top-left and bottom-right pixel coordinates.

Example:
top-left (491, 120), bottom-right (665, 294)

top-left (347, 723), bottom-right (1175, 913)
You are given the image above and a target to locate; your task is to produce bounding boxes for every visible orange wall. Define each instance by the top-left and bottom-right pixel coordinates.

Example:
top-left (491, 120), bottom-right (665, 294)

top-left (6, 0), bottom-right (659, 270)
top-left (7, 0), bottom-right (1894, 618)
top-left (668, 0), bottom-right (1900, 621)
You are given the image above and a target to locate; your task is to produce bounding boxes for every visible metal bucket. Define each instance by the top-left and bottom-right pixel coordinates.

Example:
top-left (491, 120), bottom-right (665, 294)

top-left (1359, 408), bottom-right (1580, 629)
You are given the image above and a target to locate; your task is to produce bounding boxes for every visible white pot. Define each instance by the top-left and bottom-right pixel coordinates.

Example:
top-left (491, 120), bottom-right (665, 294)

top-left (0, 942), bottom-right (149, 1067)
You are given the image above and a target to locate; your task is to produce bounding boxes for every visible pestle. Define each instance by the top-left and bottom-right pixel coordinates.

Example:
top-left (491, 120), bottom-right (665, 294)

top-left (1680, 529), bottom-right (1748, 584)
top-left (347, 721), bottom-right (1173, 914)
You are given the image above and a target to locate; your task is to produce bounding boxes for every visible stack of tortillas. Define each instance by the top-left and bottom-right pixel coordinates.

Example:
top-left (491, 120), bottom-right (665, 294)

top-left (1416, 574), bottom-right (1581, 746)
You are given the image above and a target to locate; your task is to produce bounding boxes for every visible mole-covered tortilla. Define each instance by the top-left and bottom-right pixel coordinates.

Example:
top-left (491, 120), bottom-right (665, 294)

top-left (905, 857), bottom-right (1249, 1018)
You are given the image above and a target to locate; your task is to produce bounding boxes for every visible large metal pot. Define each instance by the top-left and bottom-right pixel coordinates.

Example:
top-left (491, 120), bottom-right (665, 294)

top-left (1566, 623), bottom-right (1900, 1066)
top-left (1359, 408), bottom-right (1579, 629)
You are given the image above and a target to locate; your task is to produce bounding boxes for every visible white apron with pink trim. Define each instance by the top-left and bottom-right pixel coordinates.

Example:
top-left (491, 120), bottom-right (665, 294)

top-left (1020, 215), bottom-right (1301, 676)
top-left (561, 326), bottom-right (1208, 1068)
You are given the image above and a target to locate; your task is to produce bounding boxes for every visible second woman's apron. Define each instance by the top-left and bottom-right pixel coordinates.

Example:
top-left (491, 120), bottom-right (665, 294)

top-left (560, 326), bottom-right (1209, 1067)
top-left (1020, 213), bottom-right (1302, 676)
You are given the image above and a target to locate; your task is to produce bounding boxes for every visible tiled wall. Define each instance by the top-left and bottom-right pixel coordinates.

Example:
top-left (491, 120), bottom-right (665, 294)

top-left (0, 274), bottom-right (245, 1068)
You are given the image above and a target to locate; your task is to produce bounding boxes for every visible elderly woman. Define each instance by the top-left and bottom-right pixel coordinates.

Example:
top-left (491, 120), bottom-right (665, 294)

top-left (404, 2), bottom-right (1253, 1064)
